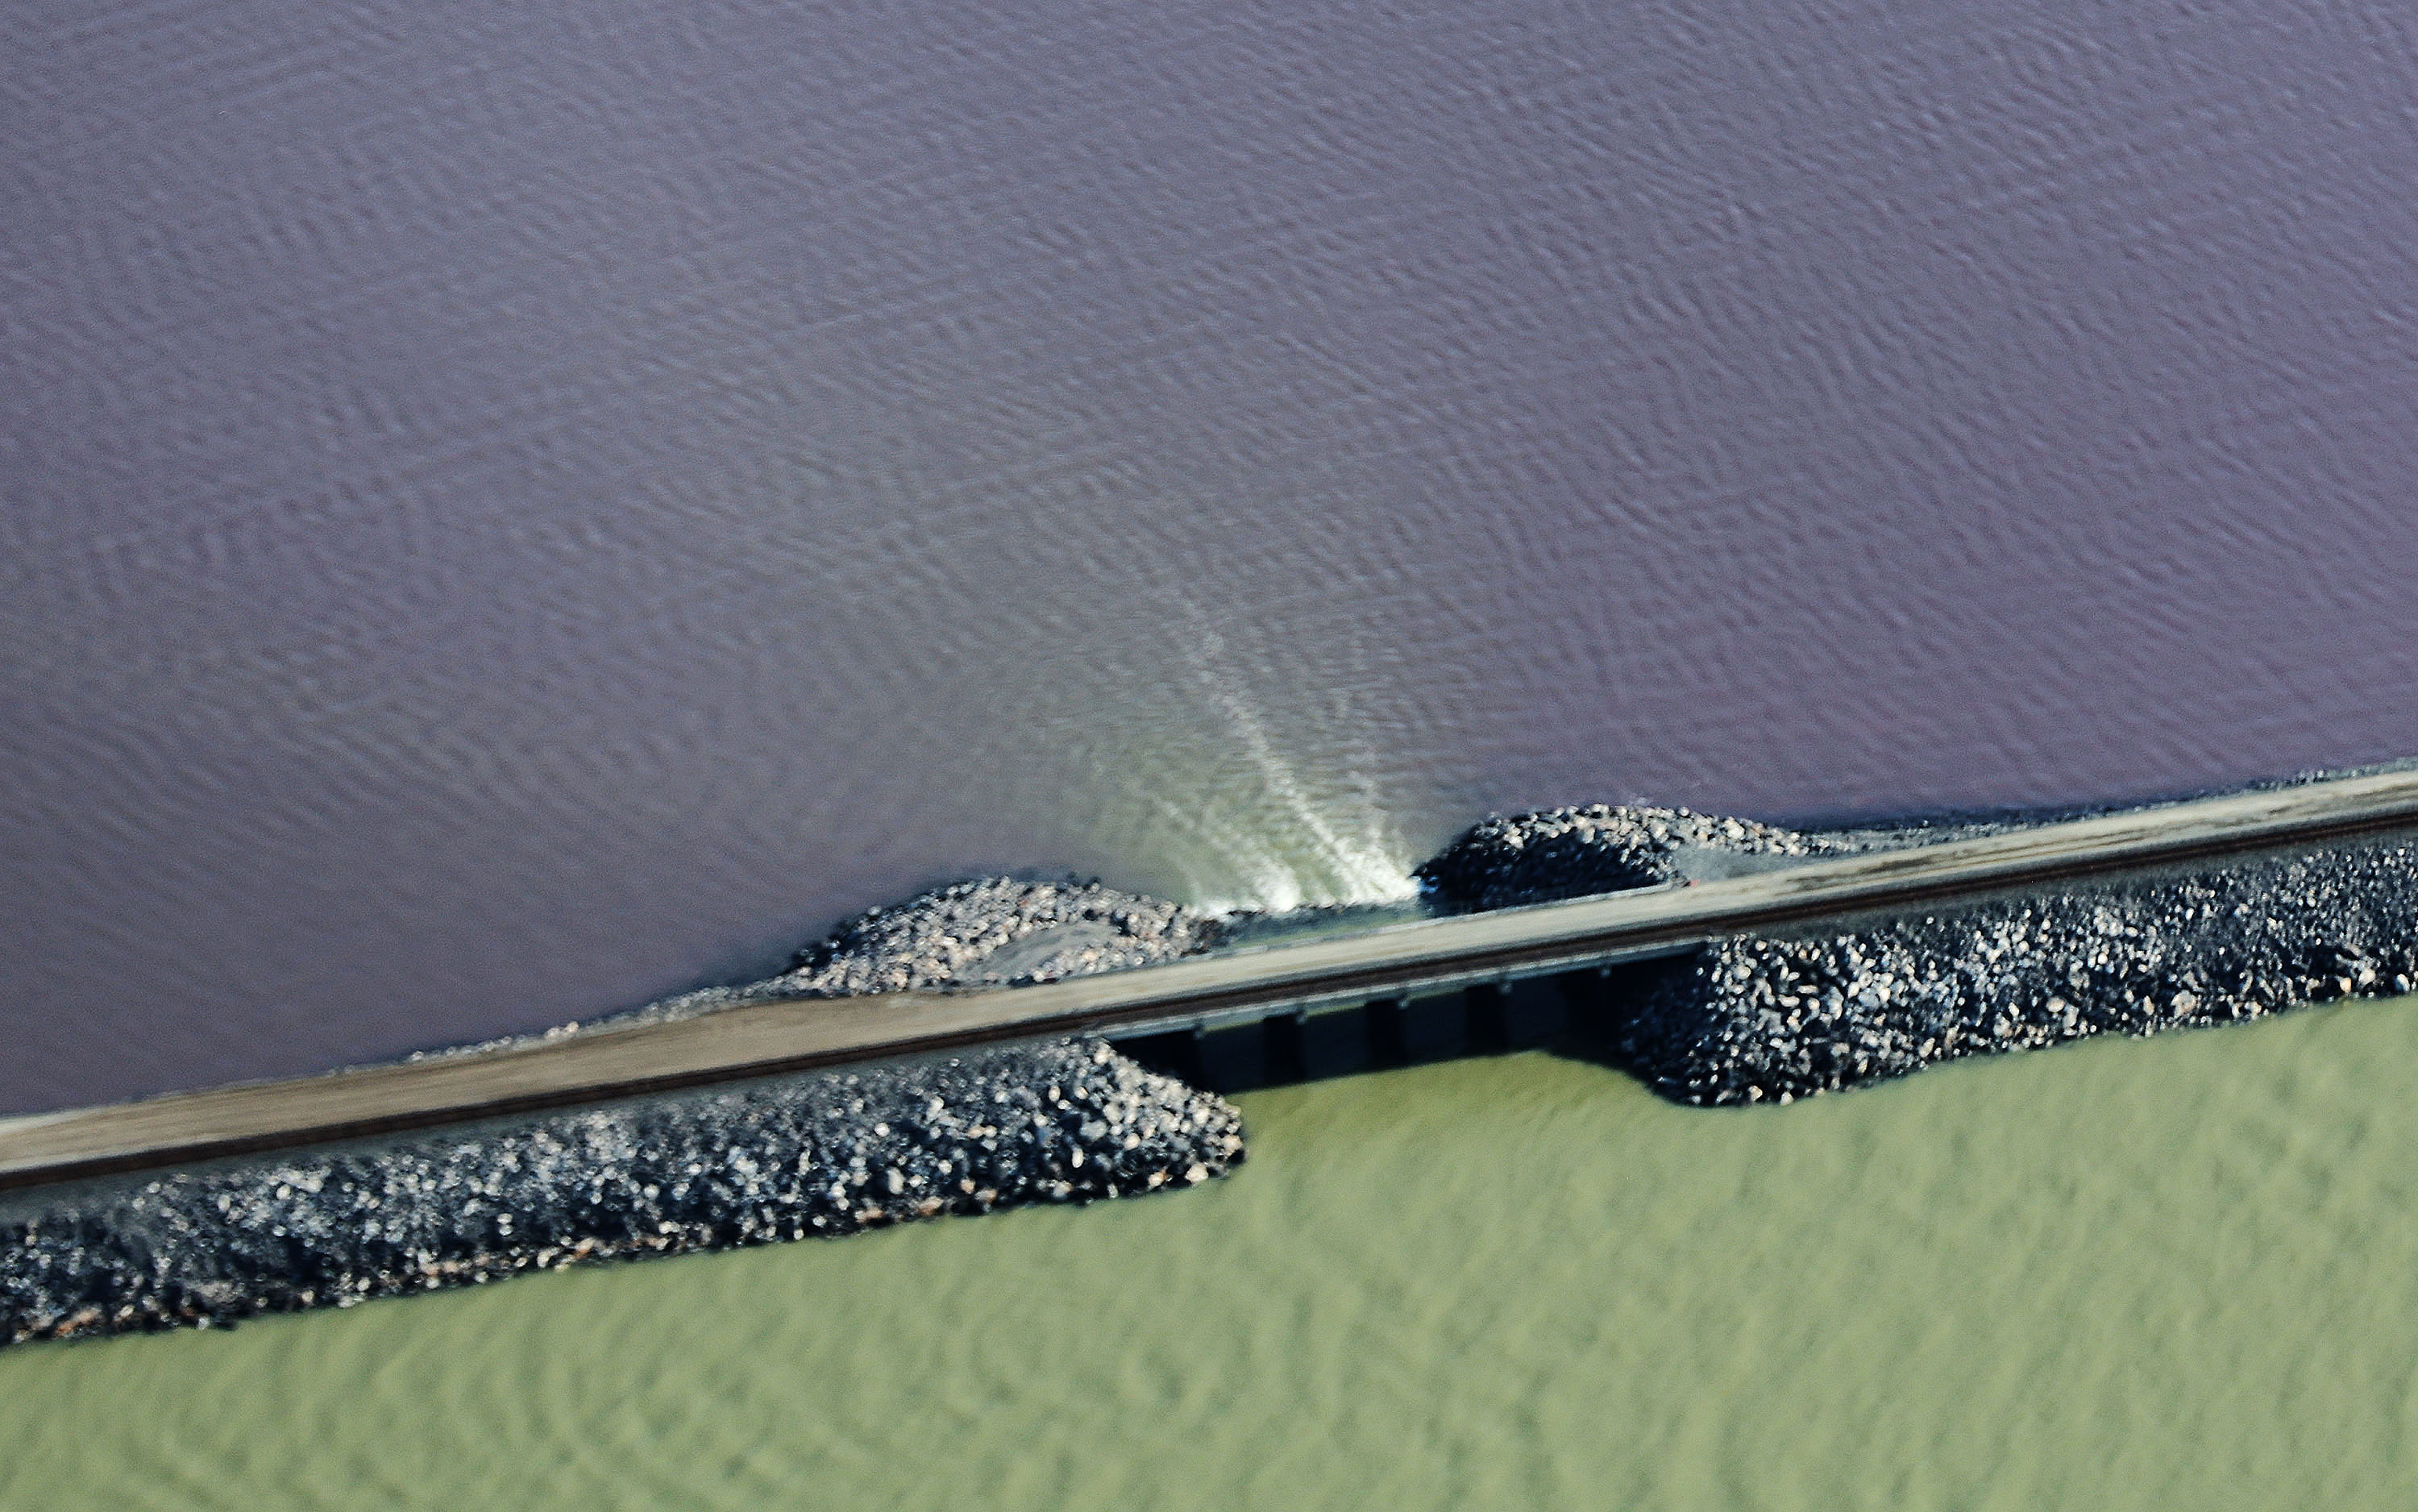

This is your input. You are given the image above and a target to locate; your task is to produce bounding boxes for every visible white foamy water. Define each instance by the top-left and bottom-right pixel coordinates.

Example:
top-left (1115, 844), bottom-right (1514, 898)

top-left (1161, 609), bottom-right (1419, 914)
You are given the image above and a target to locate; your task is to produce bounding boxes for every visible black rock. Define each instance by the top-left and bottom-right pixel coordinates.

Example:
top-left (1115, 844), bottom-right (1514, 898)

top-left (1411, 775), bottom-right (2418, 1107)
top-left (1, 874), bottom-right (1242, 1347)
top-left (1614, 837), bottom-right (2418, 1105)
top-left (2, 1039), bottom-right (1242, 1346)
top-left (1415, 804), bottom-right (1832, 910)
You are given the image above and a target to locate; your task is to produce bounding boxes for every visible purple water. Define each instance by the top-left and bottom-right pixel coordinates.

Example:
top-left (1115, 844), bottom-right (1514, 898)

top-left (9, 0), bottom-right (2418, 1112)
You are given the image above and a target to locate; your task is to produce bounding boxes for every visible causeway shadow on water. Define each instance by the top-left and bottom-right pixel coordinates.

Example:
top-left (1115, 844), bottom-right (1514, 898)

top-left (1116, 957), bottom-right (1683, 1096)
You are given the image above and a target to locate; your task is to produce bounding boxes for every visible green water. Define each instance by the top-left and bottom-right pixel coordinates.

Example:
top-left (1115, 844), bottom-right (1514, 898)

top-left (11, 999), bottom-right (2418, 1511)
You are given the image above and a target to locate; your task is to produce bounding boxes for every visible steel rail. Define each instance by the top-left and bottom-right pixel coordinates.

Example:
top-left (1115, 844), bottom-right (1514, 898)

top-left (8, 767), bottom-right (2418, 1190)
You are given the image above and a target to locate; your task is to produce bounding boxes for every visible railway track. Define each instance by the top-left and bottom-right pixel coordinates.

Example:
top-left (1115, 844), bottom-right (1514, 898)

top-left (9, 767), bottom-right (2418, 1190)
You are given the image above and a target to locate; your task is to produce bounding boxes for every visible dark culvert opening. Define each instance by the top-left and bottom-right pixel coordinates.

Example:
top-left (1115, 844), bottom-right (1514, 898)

top-left (1113, 955), bottom-right (1693, 1095)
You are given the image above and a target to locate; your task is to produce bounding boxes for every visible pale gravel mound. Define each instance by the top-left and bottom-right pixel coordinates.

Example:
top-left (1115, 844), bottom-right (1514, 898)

top-left (494, 877), bottom-right (1228, 1042)
top-left (775, 877), bottom-right (1224, 995)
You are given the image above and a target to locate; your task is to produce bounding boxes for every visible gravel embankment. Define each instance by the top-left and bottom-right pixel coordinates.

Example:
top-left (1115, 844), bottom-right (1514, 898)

top-left (2, 877), bottom-right (1240, 1347)
top-left (1414, 804), bottom-right (1837, 908)
top-left (1618, 839), bottom-right (2418, 1105)
top-left (3, 1040), bottom-right (1241, 1346)
top-left (1419, 790), bottom-right (2418, 1105)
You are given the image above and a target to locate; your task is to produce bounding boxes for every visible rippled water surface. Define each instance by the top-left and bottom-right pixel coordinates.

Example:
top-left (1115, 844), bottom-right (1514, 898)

top-left (13, 1), bottom-right (2418, 1107)
top-left (11, 1001), bottom-right (2418, 1510)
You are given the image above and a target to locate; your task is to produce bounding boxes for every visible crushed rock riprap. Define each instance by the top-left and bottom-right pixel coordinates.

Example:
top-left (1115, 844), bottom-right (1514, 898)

top-left (1415, 790), bottom-right (2418, 1106)
top-left (2, 1039), bottom-right (1243, 1346)
top-left (1415, 804), bottom-right (1837, 910)
top-left (1617, 837), bottom-right (2418, 1105)
top-left (776, 876), bottom-right (1224, 995)
top-left (4, 874), bottom-right (1240, 1348)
